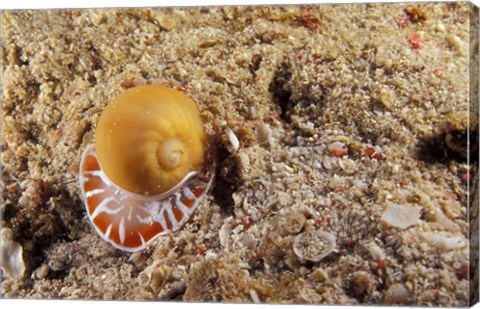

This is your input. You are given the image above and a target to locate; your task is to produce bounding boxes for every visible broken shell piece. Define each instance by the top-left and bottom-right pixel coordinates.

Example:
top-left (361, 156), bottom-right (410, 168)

top-left (138, 261), bottom-right (160, 286)
top-left (210, 213), bottom-right (223, 229)
top-left (256, 122), bottom-right (272, 146)
top-left (381, 201), bottom-right (419, 229)
top-left (240, 234), bottom-right (257, 250)
top-left (329, 174), bottom-right (346, 189)
top-left (385, 283), bottom-right (409, 304)
top-left (1, 228), bottom-right (26, 281)
top-left (427, 207), bottom-right (459, 232)
top-left (328, 141), bottom-right (348, 157)
top-left (366, 242), bottom-right (385, 261)
top-left (338, 158), bottom-right (357, 175)
top-left (278, 212), bottom-right (307, 235)
top-left (226, 128), bottom-right (240, 152)
top-left (268, 212), bottom-right (307, 247)
top-left (219, 218), bottom-right (233, 247)
top-left (293, 230), bottom-right (336, 262)
top-left (420, 232), bottom-right (467, 250)
top-left (156, 15), bottom-right (177, 31)
top-left (32, 263), bottom-right (50, 280)
top-left (249, 289), bottom-right (261, 304)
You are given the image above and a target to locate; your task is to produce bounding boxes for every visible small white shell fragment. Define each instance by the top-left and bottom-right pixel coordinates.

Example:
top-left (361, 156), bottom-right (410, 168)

top-left (306, 121), bottom-right (314, 129)
top-left (323, 156), bottom-right (333, 170)
top-left (256, 122), bottom-right (272, 146)
top-left (205, 250), bottom-right (218, 259)
top-left (428, 207), bottom-right (459, 232)
top-left (329, 174), bottom-right (345, 189)
top-left (420, 232), bottom-right (467, 250)
top-left (353, 180), bottom-right (368, 191)
top-left (381, 201), bottom-right (420, 229)
top-left (210, 213), bottom-right (224, 229)
top-left (293, 230), bottom-right (336, 262)
top-left (32, 263), bottom-right (50, 280)
top-left (219, 218), bottom-right (233, 247)
top-left (1, 228), bottom-right (26, 282)
top-left (338, 158), bottom-right (357, 174)
top-left (446, 35), bottom-right (466, 56)
top-left (232, 224), bottom-right (244, 234)
top-left (328, 141), bottom-right (348, 156)
top-left (232, 192), bottom-right (243, 207)
top-left (314, 144), bottom-right (326, 154)
top-left (237, 151), bottom-right (250, 172)
top-left (240, 234), bottom-right (257, 250)
top-left (249, 289), bottom-right (261, 304)
top-left (366, 242), bottom-right (385, 261)
top-left (250, 210), bottom-right (262, 222)
top-left (226, 128), bottom-right (240, 152)
top-left (282, 163), bottom-right (294, 174)
top-left (434, 23), bottom-right (446, 32)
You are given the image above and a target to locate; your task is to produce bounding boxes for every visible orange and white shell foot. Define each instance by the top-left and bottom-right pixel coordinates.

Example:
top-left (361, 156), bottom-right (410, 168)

top-left (79, 145), bottom-right (214, 252)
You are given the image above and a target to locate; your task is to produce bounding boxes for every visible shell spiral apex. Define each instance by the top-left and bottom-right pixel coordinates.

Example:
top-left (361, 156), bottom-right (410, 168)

top-left (95, 85), bottom-right (206, 196)
top-left (79, 85), bottom-right (214, 252)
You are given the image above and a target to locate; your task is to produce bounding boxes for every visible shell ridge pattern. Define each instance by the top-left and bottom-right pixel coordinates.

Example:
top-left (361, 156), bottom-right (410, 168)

top-left (105, 224), bottom-right (113, 238)
top-left (85, 188), bottom-right (106, 198)
top-left (135, 201), bottom-right (161, 225)
top-left (118, 217), bottom-right (126, 245)
top-left (79, 144), bottom-right (213, 252)
top-left (165, 203), bottom-right (180, 227)
top-left (138, 233), bottom-right (146, 247)
top-left (174, 193), bottom-right (193, 215)
top-left (152, 207), bottom-right (168, 231)
top-left (90, 197), bottom-right (122, 219)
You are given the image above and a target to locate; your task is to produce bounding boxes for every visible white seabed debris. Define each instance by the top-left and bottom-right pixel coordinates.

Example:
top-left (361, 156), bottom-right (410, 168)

top-left (1, 228), bottom-right (26, 281)
top-left (226, 128), bottom-right (239, 153)
top-left (219, 217), bottom-right (233, 247)
top-left (420, 232), bottom-right (467, 250)
top-left (381, 201), bottom-right (420, 229)
top-left (249, 289), bottom-right (261, 303)
top-left (366, 242), bottom-right (385, 261)
top-left (293, 230), bottom-right (336, 262)
top-left (256, 122), bottom-right (272, 146)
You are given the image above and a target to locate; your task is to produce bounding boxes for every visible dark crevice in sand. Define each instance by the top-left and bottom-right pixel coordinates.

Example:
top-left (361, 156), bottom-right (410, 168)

top-left (269, 62), bottom-right (293, 121)
top-left (211, 141), bottom-right (241, 215)
top-left (416, 127), bottom-right (478, 164)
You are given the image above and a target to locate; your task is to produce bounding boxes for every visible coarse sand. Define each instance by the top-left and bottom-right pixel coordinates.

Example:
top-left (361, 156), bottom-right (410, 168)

top-left (1, 2), bottom-right (479, 306)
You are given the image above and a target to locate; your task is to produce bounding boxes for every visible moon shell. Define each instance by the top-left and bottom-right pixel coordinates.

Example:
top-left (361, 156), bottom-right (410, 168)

top-left (79, 85), bottom-right (214, 252)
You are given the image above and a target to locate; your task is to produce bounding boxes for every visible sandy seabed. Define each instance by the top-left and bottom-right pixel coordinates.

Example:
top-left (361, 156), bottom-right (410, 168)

top-left (1, 2), bottom-right (479, 306)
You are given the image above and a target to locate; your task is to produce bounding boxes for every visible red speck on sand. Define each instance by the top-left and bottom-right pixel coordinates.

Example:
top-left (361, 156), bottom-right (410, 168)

top-left (365, 147), bottom-right (383, 160)
top-left (408, 32), bottom-right (422, 49)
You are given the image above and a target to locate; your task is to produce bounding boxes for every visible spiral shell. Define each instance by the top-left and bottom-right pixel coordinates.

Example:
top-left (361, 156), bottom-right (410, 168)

top-left (95, 85), bottom-right (206, 196)
top-left (79, 86), bottom-right (214, 252)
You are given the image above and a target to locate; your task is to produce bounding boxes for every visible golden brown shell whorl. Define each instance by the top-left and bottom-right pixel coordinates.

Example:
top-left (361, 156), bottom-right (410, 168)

top-left (94, 85), bottom-right (206, 196)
